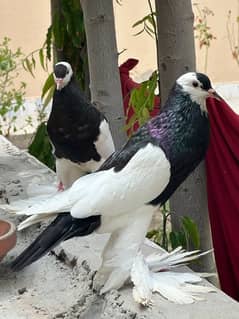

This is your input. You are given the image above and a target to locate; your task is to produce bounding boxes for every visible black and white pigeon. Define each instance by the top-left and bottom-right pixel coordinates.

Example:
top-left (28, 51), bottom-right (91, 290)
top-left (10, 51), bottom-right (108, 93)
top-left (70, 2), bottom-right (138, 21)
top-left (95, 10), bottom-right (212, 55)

top-left (6, 72), bottom-right (220, 295)
top-left (48, 61), bottom-right (115, 190)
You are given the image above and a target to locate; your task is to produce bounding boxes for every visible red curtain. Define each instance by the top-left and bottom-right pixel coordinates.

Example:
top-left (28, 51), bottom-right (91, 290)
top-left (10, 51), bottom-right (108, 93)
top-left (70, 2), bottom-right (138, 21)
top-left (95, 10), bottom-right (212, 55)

top-left (206, 98), bottom-right (239, 301)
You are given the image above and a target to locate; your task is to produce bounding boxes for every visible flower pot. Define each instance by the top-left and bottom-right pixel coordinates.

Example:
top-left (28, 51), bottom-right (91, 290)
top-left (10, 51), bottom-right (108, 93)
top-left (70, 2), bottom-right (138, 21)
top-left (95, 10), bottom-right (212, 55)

top-left (0, 219), bottom-right (17, 261)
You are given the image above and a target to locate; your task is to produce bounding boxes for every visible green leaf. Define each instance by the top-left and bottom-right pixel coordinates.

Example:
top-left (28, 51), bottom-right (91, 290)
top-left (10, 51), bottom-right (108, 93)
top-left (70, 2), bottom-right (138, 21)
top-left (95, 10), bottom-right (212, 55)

top-left (24, 58), bottom-right (35, 78)
top-left (45, 26), bottom-right (52, 60)
top-left (42, 85), bottom-right (55, 108)
top-left (181, 216), bottom-right (200, 249)
top-left (31, 55), bottom-right (36, 69)
top-left (41, 73), bottom-right (54, 99)
top-left (132, 15), bottom-right (149, 28)
top-left (142, 108), bottom-right (150, 120)
top-left (28, 122), bottom-right (55, 170)
top-left (133, 28), bottom-right (145, 37)
top-left (39, 48), bottom-right (46, 71)
top-left (169, 231), bottom-right (187, 250)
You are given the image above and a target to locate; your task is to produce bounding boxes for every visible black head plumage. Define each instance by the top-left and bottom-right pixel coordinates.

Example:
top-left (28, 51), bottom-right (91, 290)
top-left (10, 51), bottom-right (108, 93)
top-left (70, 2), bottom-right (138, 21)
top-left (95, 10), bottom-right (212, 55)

top-left (54, 64), bottom-right (69, 79)
top-left (196, 73), bottom-right (212, 91)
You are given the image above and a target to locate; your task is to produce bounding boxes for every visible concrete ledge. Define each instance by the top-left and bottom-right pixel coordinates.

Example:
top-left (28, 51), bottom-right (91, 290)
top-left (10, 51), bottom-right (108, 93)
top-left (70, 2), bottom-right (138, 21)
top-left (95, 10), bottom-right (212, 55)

top-left (0, 135), bottom-right (239, 319)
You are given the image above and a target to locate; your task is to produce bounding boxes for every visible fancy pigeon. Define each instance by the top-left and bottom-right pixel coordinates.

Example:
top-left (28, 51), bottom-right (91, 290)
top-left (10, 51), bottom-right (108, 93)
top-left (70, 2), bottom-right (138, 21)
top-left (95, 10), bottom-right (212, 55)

top-left (48, 61), bottom-right (115, 190)
top-left (5, 72), bottom-right (220, 295)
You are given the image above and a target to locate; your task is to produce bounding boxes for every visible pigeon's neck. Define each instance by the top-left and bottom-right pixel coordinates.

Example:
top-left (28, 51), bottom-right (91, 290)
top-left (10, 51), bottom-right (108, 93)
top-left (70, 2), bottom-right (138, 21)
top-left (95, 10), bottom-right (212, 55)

top-left (164, 84), bottom-right (208, 114)
top-left (147, 87), bottom-right (210, 157)
top-left (52, 77), bottom-right (90, 114)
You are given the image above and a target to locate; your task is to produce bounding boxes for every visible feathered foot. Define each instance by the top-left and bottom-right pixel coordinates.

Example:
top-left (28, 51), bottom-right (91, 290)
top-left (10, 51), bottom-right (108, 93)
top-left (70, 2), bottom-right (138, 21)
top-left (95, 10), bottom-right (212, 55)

top-left (131, 248), bottom-right (216, 306)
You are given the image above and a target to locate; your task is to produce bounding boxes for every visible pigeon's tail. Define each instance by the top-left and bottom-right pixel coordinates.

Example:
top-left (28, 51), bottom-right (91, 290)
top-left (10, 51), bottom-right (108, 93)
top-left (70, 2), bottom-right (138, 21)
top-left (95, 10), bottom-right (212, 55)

top-left (11, 213), bottom-right (101, 272)
top-left (17, 213), bottom-right (58, 231)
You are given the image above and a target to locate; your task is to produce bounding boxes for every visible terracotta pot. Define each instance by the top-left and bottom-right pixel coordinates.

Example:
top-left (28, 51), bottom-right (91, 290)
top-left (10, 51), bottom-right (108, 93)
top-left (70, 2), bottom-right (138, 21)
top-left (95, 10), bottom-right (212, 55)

top-left (0, 219), bottom-right (17, 261)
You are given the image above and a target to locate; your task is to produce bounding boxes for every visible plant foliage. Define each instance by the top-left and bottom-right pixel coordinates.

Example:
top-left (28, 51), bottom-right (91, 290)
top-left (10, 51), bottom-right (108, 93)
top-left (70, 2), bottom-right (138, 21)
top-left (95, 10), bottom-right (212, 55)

top-left (126, 71), bottom-right (159, 135)
top-left (23, 0), bottom-right (88, 108)
top-left (0, 37), bottom-right (26, 136)
top-left (193, 4), bottom-right (216, 72)
top-left (147, 204), bottom-right (200, 252)
top-left (28, 122), bottom-right (55, 170)
top-left (227, 7), bottom-right (239, 67)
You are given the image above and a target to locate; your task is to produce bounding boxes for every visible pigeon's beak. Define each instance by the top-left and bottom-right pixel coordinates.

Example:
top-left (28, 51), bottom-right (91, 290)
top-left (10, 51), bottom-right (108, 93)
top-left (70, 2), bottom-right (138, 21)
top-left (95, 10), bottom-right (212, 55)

top-left (208, 88), bottom-right (221, 101)
top-left (55, 78), bottom-right (64, 90)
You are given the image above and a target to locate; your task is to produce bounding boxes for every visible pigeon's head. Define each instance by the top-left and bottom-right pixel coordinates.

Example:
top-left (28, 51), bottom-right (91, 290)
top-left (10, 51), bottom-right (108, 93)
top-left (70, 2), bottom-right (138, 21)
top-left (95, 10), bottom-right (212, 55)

top-left (177, 72), bottom-right (221, 111)
top-left (53, 62), bottom-right (73, 90)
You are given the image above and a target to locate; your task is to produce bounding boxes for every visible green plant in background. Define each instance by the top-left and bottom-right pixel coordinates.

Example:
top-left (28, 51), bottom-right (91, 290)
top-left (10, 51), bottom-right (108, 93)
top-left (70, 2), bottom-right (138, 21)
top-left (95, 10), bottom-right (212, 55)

top-left (169, 216), bottom-right (200, 250)
top-left (0, 37), bottom-right (26, 136)
top-left (227, 3), bottom-right (239, 67)
top-left (24, 0), bottom-right (88, 108)
top-left (128, 0), bottom-right (159, 134)
top-left (147, 203), bottom-right (200, 252)
top-left (132, 11), bottom-right (157, 39)
top-left (129, 0), bottom-right (161, 131)
top-left (28, 122), bottom-right (55, 170)
top-left (193, 4), bottom-right (216, 73)
top-left (126, 71), bottom-right (159, 135)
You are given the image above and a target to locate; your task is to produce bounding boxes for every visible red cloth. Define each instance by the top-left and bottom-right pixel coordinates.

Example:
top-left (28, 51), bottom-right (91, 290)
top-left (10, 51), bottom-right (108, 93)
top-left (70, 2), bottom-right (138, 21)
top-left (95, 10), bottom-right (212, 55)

top-left (119, 58), bottom-right (160, 135)
top-left (206, 97), bottom-right (239, 301)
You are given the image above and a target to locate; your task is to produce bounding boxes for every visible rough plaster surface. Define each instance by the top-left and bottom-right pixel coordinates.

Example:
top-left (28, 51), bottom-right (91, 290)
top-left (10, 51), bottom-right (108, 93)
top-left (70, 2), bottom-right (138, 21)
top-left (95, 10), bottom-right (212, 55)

top-left (1, 136), bottom-right (239, 319)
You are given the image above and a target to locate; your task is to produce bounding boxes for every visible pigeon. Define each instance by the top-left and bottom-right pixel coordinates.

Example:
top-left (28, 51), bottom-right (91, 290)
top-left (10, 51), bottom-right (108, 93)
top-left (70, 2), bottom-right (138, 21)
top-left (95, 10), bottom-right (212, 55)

top-left (48, 61), bottom-right (115, 190)
top-left (6, 72), bottom-right (220, 295)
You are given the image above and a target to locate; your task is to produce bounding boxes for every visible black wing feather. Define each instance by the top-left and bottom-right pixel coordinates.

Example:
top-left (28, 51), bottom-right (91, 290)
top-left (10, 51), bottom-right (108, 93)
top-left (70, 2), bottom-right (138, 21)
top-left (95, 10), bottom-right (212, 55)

top-left (11, 214), bottom-right (100, 271)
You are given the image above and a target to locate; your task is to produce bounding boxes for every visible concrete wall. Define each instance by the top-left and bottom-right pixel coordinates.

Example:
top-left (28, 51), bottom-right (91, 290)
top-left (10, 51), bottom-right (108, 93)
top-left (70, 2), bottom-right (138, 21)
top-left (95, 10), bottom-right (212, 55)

top-left (114, 0), bottom-right (239, 84)
top-left (0, 0), bottom-right (238, 97)
top-left (194, 0), bottom-right (239, 83)
top-left (0, 0), bottom-right (50, 97)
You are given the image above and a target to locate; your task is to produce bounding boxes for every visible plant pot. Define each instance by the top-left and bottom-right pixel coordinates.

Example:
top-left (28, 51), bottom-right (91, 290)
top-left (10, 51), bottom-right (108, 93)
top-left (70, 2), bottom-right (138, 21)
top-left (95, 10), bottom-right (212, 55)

top-left (0, 219), bottom-right (17, 261)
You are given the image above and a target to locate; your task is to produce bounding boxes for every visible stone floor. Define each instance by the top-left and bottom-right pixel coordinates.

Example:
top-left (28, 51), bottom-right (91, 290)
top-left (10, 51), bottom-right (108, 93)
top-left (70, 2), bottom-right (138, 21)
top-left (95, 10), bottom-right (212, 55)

top-left (0, 136), bottom-right (239, 319)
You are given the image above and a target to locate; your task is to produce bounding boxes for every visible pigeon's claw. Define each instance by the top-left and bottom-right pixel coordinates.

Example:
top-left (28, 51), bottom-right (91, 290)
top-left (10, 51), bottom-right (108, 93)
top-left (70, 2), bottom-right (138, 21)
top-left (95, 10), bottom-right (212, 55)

top-left (57, 181), bottom-right (65, 192)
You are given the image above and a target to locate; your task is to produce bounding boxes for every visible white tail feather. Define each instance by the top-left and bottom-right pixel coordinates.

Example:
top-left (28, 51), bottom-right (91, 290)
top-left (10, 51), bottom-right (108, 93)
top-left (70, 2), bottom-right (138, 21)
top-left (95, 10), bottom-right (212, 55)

top-left (17, 213), bottom-right (58, 231)
top-left (7, 188), bottom-right (71, 216)
top-left (146, 246), bottom-right (213, 272)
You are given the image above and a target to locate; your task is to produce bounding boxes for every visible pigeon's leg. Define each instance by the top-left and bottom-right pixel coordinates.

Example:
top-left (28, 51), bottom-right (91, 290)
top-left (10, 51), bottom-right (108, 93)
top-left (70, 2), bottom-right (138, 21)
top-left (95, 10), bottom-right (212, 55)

top-left (57, 181), bottom-right (65, 192)
top-left (94, 205), bottom-right (156, 293)
top-left (55, 158), bottom-right (86, 189)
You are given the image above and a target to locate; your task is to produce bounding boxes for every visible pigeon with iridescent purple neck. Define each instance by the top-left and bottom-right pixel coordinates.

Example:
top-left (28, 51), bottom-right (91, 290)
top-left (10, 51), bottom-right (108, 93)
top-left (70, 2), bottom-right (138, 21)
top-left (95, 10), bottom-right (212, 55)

top-left (8, 72), bottom-right (220, 294)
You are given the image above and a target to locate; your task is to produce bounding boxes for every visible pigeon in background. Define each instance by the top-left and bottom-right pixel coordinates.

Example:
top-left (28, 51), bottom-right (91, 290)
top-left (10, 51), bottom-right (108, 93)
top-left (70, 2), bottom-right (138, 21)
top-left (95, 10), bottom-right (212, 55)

top-left (47, 61), bottom-right (115, 190)
top-left (4, 72), bottom-right (221, 297)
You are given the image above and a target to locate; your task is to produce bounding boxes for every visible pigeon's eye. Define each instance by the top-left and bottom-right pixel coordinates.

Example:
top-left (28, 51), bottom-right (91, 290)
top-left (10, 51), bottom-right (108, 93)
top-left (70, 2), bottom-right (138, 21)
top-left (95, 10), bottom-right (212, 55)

top-left (192, 81), bottom-right (199, 88)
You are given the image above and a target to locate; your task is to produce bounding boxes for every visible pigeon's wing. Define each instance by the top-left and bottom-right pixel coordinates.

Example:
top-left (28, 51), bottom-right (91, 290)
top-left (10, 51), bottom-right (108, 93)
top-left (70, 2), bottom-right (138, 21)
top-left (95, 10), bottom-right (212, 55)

top-left (69, 137), bottom-right (171, 219)
top-left (7, 129), bottom-right (170, 219)
top-left (48, 105), bottom-right (105, 163)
